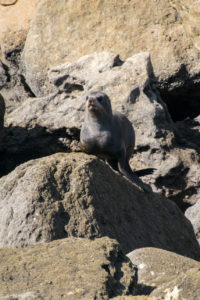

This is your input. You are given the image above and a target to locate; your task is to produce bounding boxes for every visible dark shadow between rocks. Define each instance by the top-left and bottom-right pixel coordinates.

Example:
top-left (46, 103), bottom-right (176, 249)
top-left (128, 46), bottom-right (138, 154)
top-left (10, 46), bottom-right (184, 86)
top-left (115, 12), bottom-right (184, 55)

top-left (0, 124), bottom-right (80, 178)
top-left (136, 284), bottom-right (156, 296)
top-left (155, 164), bottom-right (192, 211)
top-left (157, 64), bottom-right (200, 121)
top-left (174, 118), bottom-right (200, 155)
top-left (51, 203), bottom-right (70, 240)
top-left (102, 249), bottom-right (137, 298)
top-left (159, 83), bottom-right (200, 122)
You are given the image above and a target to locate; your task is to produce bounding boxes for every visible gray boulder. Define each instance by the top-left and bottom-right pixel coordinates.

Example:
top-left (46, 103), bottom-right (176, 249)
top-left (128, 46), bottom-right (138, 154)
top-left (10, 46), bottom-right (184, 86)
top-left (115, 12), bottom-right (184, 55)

top-left (0, 152), bottom-right (199, 261)
top-left (3, 52), bottom-right (200, 208)
top-left (7, 51), bottom-right (200, 208)
top-left (21, 0), bottom-right (200, 96)
top-left (127, 247), bottom-right (200, 300)
top-left (113, 297), bottom-right (158, 300)
top-left (185, 198), bottom-right (200, 246)
top-left (0, 237), bottom-right (137, 299)
top-left (0, 1), bottom-right (38, 110)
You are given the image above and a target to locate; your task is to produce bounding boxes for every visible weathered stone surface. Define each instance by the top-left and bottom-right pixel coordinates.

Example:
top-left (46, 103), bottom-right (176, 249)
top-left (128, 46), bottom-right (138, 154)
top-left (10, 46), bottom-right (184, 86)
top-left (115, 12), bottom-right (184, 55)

top-left (113, 297), bottom-right (158, 300)
top-left (0, 93), bottom-right (5, 143)
top-left (127, 247), bottom-right (200, 300)
top-left (4, 51), bottom-right (200, 208)
top-left (0, 0), bottom-right (38, 109)
top-left (185, 198), bottom-right (200, 246)
top-left (1, 52), bottom-right (167, 175)
top-left (0, 0), bottom-right (38, 59)
top-left (176, 115), bottom-right (200, 153)
top-left (0, 0), bottom-right (17, 5)
top-left (0, 237), bottom-right (137, 299)
top-left (0, 152), bottom-right (199, 260)
top-left (22, 0), bottom-right (200, 97)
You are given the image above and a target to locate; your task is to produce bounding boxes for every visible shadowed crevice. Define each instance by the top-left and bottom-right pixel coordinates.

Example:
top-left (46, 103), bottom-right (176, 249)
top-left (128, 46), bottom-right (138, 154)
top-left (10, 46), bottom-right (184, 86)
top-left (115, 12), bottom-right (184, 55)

top-left (0, 125), bottom-right (80, 178)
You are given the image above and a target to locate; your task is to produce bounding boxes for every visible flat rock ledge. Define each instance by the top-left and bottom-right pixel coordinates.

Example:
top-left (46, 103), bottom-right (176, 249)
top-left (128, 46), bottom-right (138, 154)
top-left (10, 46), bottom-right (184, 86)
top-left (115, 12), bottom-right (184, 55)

top-left (128, 247), bottom-right (200, 300)
top-left (0, 237), bottom-right (137, 299)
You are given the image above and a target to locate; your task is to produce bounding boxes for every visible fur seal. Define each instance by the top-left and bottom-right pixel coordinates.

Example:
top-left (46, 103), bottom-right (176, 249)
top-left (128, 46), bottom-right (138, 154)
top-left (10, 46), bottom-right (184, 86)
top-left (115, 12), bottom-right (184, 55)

top-left (80, 91), bottom-right (151, 192)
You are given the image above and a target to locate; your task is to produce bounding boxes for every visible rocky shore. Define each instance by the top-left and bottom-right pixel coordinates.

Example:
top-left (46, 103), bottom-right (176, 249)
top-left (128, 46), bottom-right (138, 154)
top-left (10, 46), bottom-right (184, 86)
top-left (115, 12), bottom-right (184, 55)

top-left (0, 1), bottom-right (200, 299)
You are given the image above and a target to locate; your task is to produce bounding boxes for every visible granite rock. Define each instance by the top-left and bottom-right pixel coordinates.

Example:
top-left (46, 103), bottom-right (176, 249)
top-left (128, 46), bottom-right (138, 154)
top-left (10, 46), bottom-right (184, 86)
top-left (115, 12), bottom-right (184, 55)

top-left (0, 152), bottom-right (199, 261)
top-left (128, 247), bottom-right (200, 299)
top-left (0, 237), bottom-right (137, 299)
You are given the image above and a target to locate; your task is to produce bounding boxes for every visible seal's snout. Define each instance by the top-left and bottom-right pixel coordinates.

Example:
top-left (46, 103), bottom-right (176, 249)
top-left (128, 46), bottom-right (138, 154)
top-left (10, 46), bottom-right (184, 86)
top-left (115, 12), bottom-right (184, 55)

top-left (87, 96), bottom-right (97, 110)
top-left (88, 97), bottom-right (95, 105)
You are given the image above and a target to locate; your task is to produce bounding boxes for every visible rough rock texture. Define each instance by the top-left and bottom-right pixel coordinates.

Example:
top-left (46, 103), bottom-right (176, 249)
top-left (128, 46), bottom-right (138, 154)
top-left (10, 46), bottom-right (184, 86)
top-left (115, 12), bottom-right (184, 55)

top-left (0, 2), bottom-right (199, 298)
top-left (49, 52), bottom-right (200, 210)
top-left (0, 152), bottom-right (199, 260)
top-left (0, 237), bottom-right (137, 299)
top-left (113, 297), bottom-right (158, 300)
top-left (0, 93), bottom-right (5, 143)
top-left (0, 1), bottom-right (17, 5)
top-left (176, 115), bottom-right (200, 153)
top-left (185, 198), bottom-right (200, 246)
top-left (0, 0), bottom-right (38, 110)
top-left (113, 296), bottom-right (158, 300)
top-left (127, 247), bottom-right (200, 300)
top-left (22, 0), bottom-right (200, 97)
top-left (3, 52), bottom-right (199, 209)
top-left (0, 0), bottom-right (38, 61)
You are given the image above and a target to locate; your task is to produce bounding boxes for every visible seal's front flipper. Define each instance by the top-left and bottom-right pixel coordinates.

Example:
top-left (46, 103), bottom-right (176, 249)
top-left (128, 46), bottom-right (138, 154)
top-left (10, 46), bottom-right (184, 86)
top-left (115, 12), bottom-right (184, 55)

top-left (107, 159), bottom-right (119, 172)
top-left (118, 159), bottom-right (152, 192)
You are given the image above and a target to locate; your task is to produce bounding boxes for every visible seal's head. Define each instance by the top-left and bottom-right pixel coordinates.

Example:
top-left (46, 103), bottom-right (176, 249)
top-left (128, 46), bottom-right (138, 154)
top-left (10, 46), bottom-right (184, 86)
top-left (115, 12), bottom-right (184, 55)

top-left (86, 91), bottom-right (112, 118)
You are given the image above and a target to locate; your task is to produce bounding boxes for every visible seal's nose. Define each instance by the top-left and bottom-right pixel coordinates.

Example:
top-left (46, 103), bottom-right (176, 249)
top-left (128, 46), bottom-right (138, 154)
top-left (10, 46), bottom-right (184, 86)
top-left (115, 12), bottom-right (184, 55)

top-left (88, 97), bottom-right (95, 105)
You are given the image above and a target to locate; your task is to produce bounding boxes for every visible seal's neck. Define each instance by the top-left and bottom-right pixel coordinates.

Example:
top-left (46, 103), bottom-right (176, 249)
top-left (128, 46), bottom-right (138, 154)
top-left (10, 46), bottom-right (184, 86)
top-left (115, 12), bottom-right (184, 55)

top-left (86, 109), bottom-right (113, 129)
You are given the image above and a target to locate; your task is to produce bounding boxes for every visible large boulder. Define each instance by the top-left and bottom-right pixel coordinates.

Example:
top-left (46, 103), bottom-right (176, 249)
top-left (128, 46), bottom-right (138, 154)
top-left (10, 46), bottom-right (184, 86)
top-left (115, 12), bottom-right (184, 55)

top-left (185, 198), bottom-right (200, 246)
top-left (0, 237), bottom-right (137, 299)
top-left (127, 247), bottom-right (200, 299)
top-left (22, 0), bottom-right (200, 97)
top-left (4, 52), bottom-right (199, 209)
top-left (0, 152), bottom-right (199, 260)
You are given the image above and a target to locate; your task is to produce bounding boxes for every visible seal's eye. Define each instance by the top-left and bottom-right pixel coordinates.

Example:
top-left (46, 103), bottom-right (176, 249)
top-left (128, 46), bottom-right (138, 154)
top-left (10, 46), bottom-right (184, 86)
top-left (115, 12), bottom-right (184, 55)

top-left (98, 96), bottom-right (103, 103)
top-left (86, 96), bottom-right (89, 100)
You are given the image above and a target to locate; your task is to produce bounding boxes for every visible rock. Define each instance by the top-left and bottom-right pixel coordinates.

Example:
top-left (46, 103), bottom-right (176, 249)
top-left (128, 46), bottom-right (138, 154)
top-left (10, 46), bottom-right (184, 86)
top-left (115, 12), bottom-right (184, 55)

top-left (185, 198), bottom-right (200, 246)
top-left (0, 93), bottom-right (5, 143)
top-left (47, 53), bottom-right (200, 210)
top-left (0, 237), bottom-right (137, 299)
top-left (6, 51), bottom-right (200, 209)
top-left (127, 247), bottom-right (200, 299)
top-left (1, 52), bottom-right (165, 176)
top-left (0, 0), bottom-right (38, 110)
top-left (176, 115), bottom-right (200, 153)
top-left (0, 152), bottom-right (199, 260)
top-left (168, 115), bottom-right (200, 207)
top-left (22, 0), bottom-right (200, 97)
top-left (2, 51), bottom-right (200, 209)
top-left (0, 90), bottom-right (81, 177)
top-left (0, 0), bottom-right (17, 5)
top-left (0, 0), bottom-right (38, 60)
top-left (113, 297), bottom-right (158, 300)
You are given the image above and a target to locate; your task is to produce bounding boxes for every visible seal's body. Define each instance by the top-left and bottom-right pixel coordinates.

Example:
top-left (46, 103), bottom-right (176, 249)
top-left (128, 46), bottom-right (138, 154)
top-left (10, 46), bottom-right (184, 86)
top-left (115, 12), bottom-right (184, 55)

top-left (80, 91), bottom-right (150, 192)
